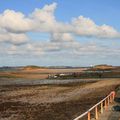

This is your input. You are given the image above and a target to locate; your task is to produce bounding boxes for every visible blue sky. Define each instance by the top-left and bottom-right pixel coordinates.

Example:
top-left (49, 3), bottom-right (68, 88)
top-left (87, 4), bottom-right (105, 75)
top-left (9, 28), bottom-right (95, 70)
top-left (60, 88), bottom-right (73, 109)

top-left (0, 0), bottom-right (120, 66)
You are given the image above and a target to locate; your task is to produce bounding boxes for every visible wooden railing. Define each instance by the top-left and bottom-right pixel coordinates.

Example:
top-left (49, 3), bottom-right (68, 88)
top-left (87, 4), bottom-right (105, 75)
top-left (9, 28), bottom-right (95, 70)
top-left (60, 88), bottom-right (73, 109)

top-left (73, 91), bottom-right (115, 120)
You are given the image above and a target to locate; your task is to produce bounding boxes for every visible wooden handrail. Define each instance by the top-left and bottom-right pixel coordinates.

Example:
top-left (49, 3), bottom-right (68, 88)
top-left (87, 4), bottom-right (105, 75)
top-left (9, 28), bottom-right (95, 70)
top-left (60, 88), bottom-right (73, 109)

top-left (73, 91), bottom-right (115, 120)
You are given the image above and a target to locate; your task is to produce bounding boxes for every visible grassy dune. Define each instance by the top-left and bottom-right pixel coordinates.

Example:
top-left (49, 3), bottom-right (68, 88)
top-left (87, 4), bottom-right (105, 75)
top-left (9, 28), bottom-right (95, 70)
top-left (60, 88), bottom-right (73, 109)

top-left (0, 68), bottom-right (85, 80)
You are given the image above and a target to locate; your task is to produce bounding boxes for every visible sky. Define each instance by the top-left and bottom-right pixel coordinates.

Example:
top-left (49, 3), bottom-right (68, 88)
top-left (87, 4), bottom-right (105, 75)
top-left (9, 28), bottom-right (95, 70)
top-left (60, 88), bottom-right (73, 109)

top-left (0, 0), bottom-right (120, 67)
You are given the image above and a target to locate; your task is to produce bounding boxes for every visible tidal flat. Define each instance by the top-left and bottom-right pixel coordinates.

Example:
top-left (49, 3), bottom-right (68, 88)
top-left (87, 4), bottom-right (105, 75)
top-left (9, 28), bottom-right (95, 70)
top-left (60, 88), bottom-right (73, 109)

top-left (0, 79), bottom-right (120, 120)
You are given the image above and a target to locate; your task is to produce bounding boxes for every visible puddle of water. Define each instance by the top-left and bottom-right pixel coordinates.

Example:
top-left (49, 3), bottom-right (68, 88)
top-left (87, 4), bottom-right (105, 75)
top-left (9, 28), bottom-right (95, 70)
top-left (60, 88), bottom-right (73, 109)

top-left (115, 97), bottom-right (120, 103)
top-left (0, 79), bottom-right (98, 86)
top-left (113, 105), bottom-right (120, 111)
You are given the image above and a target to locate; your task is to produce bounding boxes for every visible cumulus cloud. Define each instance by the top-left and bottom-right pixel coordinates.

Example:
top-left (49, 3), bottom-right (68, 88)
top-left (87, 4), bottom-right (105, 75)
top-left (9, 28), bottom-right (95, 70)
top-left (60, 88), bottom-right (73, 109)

top-left (6, 44), bottom-right (44, 56)
top-left (30, 3), bottom-right (72, 33)
top-left (31, 2), bottom-right (57, 24)
top-left (72, 16), bottom-right (120, 38)
top-left (51, 33), bottom-right (74, 42)
top-left (0, 31), bottom-right (28, 45)
top-left (0, 10), bottom-right (33, 33)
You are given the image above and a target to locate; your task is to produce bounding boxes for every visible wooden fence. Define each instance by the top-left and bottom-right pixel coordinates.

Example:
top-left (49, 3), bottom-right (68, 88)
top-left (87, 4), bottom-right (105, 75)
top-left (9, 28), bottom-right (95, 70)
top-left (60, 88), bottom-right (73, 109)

top-left (73, 91), bottom-right (115, 120)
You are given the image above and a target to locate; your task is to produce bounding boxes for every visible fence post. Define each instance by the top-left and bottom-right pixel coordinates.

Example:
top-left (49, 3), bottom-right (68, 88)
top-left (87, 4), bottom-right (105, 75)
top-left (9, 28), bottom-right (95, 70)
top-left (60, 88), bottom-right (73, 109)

top-left (95, 107), bottom-right (98, 119)
top-left (112, 92), bottom-right (115, 100)
top-left (104, 99), bottom-right (107, 111)
top-left (88, 112), bottom-right (90, 120)
top-left (101, 102), bottom-right (103, 113)
top-left (108, 97), bottom-right (110, 106)
top-left (110, 95), bottom-right (112, 103)
top-left (111, 91), bottom-right (115, 101)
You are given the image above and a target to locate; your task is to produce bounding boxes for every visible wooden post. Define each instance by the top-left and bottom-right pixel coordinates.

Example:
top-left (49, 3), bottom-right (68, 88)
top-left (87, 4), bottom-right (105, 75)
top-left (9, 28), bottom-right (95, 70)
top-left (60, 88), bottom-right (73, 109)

top-left (104, 100), bottom-right (107, 111)
top-left (108, 97), bottom-right (110, 106)
top-left (111, 91), bottom-right (115, 101)
top-left (110, 95), bottom-right (112, 103)
top-left (101, 102), bottom-right (103, 113)
top-left (95, 107), bottom-right (98, 119)
top-left (112, 92), bottom-right (115, 100)
top-left (88, 112), bottom-right (90, 120)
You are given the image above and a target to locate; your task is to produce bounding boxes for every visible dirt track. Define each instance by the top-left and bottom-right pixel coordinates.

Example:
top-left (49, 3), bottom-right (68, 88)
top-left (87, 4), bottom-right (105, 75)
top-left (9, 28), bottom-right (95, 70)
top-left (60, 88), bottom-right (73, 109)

top-left (0, 79), bottom-right (120, 120)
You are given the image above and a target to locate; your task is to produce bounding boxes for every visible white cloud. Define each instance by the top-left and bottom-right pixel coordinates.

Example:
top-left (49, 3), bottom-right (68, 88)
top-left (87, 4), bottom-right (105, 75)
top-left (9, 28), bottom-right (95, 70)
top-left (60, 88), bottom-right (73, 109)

top-left (51, 33), bottom-right (74, 42)
top-left (72, 16), bottom-right (120, 38)
top-left (6, 43), bottom-right (44, 56)
top-left (0, 9), bottom-right (33, 33)
top-left (0, 31), bottom-right (28, 45)
top-left (31, 2), bottom-right (57, 24)
top-left (30, 3), bottom-right (72, 33)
